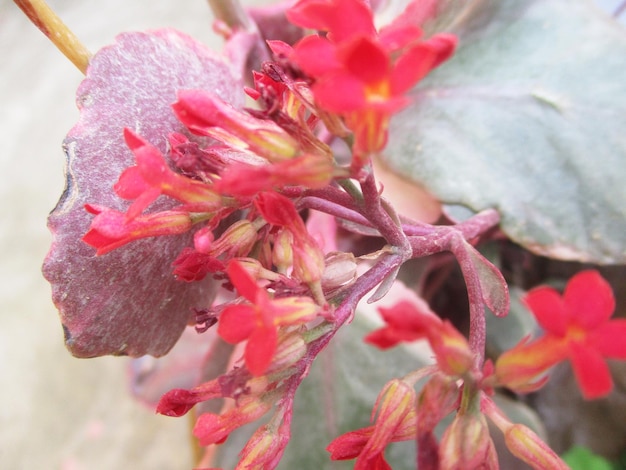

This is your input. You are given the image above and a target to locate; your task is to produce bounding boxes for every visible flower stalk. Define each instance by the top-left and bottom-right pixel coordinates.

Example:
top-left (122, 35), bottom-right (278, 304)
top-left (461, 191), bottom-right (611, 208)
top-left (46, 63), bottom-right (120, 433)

top-left (14, 0), bottom-right (91, 73)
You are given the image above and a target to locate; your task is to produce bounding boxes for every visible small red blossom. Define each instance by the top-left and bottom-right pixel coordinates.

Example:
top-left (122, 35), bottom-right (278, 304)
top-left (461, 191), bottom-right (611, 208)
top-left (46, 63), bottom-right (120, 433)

top-left (216, 154), bottom-right (336, 197)
top-left (327, 379), bottom-right (417, 469)
top-left (288, 0), bottom-right (457, 160)
top-left (82, 204), bottom-right (192, 255)
top-left (194, 395), bottom-right (273, 446)
top-left (173, 89), bottom-right (299, 162)
top-left (116, 129), bottom-right (221, 219)
top-left (496, 270), bottom-right (626, 399)
top-left (365, 300), bottom-right (474, 377)
top-left (218, 260), bottom-right (319, 375)
top-left (173, 220), bottom-right (258, 281)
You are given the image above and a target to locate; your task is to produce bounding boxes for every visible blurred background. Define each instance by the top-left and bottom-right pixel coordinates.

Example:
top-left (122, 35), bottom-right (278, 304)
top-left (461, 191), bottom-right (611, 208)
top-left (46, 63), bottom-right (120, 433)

top-left (1, 0), bottom-right (624, 468)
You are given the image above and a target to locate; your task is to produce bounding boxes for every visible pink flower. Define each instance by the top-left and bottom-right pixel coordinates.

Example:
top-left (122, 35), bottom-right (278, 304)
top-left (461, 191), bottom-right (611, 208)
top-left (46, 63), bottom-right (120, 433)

top-left (496, 270), bottom-right (626, 399)
top-left (218, 260), bottom-right (319, 375)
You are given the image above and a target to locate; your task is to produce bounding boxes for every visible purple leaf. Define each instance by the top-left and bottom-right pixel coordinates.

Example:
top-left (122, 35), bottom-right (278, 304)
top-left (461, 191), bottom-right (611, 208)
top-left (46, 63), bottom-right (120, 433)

top-left (43, 29), bottom-right (243, 358)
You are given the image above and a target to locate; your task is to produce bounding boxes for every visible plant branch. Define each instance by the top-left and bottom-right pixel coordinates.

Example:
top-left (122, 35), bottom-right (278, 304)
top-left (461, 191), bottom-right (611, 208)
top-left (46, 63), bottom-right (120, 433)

top-left (14, 0), bottom-right (91, 74)
top-left (207, 0), bottom-right (251, 30)
top-left (359, 172), bottom-right (410, 252)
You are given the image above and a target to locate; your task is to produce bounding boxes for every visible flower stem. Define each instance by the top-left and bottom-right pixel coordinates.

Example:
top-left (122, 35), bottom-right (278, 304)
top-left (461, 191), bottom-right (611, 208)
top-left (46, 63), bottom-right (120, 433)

top-left (207, 0), bottom-right (251, 30)
top-left (14, 0), bottom-right (91, 74)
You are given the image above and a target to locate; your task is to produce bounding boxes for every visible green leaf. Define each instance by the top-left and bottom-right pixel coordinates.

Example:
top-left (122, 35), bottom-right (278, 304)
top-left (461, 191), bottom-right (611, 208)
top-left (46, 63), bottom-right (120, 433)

top-left (385, 0), bottom-right (626, 264)
top-left (562, 446), bottom-right (613, 470)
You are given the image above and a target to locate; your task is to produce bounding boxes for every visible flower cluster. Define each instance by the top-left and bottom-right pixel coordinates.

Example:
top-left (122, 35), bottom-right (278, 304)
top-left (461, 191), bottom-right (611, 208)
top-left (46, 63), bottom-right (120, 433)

top-left (287, 0), bottom-right (456, 168)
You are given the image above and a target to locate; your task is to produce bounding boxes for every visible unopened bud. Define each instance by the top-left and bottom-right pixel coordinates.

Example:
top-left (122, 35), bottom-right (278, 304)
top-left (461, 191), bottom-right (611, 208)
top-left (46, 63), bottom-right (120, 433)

top-left (322, 252), bottom-right (357, 293)
top-left (439, 412), bottom-right (498, 470)
top-left (292, 238), bottom-right (325, 285)
top-left (272, 229), bottom-right (294, 273)
top-left (211, 219), bottom-right (258, 258)
top-left (481, 394), bottom-right (568, 470)
top-left (265, 330), bottom-right (307, 375)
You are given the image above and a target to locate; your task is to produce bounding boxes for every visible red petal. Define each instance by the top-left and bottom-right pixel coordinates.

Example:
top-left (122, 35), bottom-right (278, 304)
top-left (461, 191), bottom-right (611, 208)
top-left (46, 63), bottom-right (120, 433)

top-left (378, 24), bottom-right (422, 52)
top-left (254, 191), bottom-right (302, 230)
top-left (313, 72), bottom-right (366, 112)
top-left (364, 301), bottom-right (437, 348)
top-left (218, 304), bottom-right (257, 343)
top-left (569, 342), bottom-right (613, 399)
top-left (327, 427), bottom-right (373, 460)
top-left (523, 286), bottom-right (568, 336)
top-left (564, 270), bottom-right (615, 329)
top-left (287, 0), bottom-right (376, 43)
top-left (292, 35), bottom-right (340, 77)
top-left (245, 325), bottom-right (278, 375)
top-left (380, 300), bottom-right (440, 332)
top-left (390, 34), bottom-right (457, 95)
top-left (114, 166), bottom-right (148, 200)
top-left (356, 453), bottom-right (392, 470)
top-left (227, 260), bottom-right (262, 303)
top-left (339, 36), bottom-right (390, 85)
top-left (286, 0), bottom-right (337, 31)
top-left (592, 320), bottom-right (626, 358)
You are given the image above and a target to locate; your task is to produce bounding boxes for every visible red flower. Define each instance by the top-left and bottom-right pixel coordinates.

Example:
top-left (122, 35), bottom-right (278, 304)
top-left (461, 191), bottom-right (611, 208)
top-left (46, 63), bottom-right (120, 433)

top-left (216, 154), bottom-right (335, 197)
top-left (287, 0), bottom-right (376, 44)
top-left (365, 300), bottom-right (474, 377)
top-left (496, 270), bottom-right (626, 399)
top-left (82, 204), bottom-right (192, 255)
top-left (327, 379), bottom-right (417, 469)
top-left (288, 0), bottom-right (456, 160)
top-left (173, 89), bottom-right (299, 162)
top-left (218, 260), bottom-right (319, 375)
top-left (115, 129), bottom-right (221, 219)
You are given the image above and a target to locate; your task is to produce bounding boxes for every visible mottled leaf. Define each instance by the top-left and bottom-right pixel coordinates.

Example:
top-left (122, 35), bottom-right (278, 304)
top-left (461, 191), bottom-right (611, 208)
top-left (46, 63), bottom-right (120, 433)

top-left (386, 0), bottom-right (626, 264)
top-left (43, 30), bottom-right (243, 357)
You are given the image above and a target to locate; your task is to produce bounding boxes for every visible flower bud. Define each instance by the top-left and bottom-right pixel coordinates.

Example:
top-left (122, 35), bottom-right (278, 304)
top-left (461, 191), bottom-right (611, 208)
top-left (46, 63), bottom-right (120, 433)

top-left (193, 395), bottom-right (273, 446)
top-left (439, 412), bottom-right (498, 470)
top-left (272, 229), bottom-right (294, 274)
top-left (265, 330), bottom-right (307, 375)
top-left (174, 90), bottom-right (299, 162)
top-left (322, 252), bottom-right (357, 294)
top-left (481, 394), bottom-right (568, 470)
top-left (211, 219), bottom-right (258, 258)
top-left (504, 424), bottom-right (568, 470)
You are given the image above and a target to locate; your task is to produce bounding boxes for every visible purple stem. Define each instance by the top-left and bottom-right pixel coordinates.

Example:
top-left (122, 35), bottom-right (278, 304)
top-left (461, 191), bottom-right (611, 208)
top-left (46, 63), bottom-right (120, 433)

top-left (298, 196), bottom-right (373, 228)
top-left (359, 172), bottom-right (410, 252)
top-left (449, 235), bottom-right (487, 366)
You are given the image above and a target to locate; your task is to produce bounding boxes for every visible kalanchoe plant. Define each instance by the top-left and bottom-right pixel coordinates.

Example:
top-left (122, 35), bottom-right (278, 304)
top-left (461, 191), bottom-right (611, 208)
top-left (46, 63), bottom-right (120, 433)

top-left (16, 0), bottom-right (626, 468)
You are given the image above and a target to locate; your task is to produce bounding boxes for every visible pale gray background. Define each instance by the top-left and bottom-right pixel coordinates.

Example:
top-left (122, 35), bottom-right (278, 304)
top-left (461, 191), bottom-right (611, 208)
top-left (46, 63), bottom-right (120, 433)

top-left (1, 0), bottom-right (235, 468)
